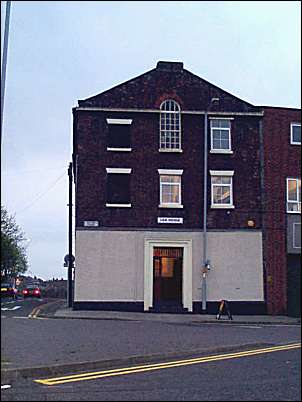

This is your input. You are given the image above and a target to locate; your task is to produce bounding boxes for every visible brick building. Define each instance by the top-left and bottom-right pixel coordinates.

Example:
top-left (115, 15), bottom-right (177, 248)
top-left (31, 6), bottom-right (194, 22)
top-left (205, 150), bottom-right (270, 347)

top-left (71, 61), bottom-right (300, 315)
top-left (262, 107), bottom-right (301, 316)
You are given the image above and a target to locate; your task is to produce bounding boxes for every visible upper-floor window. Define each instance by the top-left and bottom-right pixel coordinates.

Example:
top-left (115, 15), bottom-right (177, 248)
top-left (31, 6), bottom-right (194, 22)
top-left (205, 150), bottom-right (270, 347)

top-left (106, 168), bottom-right (132, 207)
top-left (158, 169), bottom-right (183, 208)
top-left (290, 123), bottom-right (301, 145)
top-left (210, 170), bottom-right (234, 208)
top-left (287, 178), bottom-right (301, 213)
top-left (159, 100), bottom-right (181, 151)
top-left (106, 119), bottom-right (132, 151)
top-left (210, 118), bottom-right (233, 153)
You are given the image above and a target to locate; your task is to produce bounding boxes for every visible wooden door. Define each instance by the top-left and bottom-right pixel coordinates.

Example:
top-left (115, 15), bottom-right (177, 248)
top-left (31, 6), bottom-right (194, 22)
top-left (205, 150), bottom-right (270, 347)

top-left (153, 247), bottom-right (183, 307)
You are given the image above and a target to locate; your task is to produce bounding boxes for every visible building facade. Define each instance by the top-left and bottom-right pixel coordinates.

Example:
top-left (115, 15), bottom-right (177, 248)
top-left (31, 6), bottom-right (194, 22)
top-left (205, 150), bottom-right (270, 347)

top-left (72, 61), bottom-right (300, 315)
top-left (262, 107), bottom-right (301, 316)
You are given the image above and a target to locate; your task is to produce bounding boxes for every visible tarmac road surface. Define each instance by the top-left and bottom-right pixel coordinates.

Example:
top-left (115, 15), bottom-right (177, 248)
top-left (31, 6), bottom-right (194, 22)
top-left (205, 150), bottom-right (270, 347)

top-left (1, 298), bottom-right (301, 401)
top-left (2, 345), bottom-right (301, 401)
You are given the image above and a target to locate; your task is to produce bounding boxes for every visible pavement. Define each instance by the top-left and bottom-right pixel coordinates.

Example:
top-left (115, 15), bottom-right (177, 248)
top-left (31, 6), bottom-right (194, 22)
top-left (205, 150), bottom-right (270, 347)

top-left (1, 299), bottom-right (301, 384)
top-left (49, 302), bottom-right (301, 325)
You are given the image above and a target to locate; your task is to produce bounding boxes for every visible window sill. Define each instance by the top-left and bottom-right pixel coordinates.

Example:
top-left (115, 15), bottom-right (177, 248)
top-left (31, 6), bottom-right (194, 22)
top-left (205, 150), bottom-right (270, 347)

top-left (158, 204), bottom-right (184, 209)
top-left (287, 210), bottom-right (301, 214)
top-left (211, 204), bottom-right (235, 209)
top-left (106, 203), bottom-right (132, 208)
top-left (210, 149), bottom-right (233, 154)
top-left (290, 142), bottom-right (301, 146)
top-left (107, 148), bottom-right (132, 152)
top-left (159, 149), bottom-right (183, 153)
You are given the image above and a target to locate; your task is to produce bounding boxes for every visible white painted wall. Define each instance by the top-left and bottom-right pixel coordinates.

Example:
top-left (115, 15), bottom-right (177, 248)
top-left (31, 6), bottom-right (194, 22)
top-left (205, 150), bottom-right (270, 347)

top-left (206, 232), bottom-right (264, 301)
top-left (74, 230), bottom-right (264, 303)
top-left (75, 231), bottom-right (139, 301)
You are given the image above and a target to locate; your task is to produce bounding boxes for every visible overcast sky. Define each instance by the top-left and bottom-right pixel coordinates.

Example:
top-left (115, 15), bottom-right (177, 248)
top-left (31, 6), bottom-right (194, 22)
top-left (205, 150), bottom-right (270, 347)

top-left (1, 1), bottom-right (301, 280)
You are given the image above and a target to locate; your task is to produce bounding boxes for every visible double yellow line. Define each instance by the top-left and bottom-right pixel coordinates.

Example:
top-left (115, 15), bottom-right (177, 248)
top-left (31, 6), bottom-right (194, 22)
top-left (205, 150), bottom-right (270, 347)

top-left (28, 307), bottom-right (40, 319)
top-left (35, 343), bottom-right (300, 386)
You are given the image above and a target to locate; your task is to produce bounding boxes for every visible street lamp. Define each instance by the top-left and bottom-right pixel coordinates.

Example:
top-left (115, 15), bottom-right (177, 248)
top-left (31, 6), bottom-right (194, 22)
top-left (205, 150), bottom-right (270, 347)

top-left (67, 162), bottom-right (73, 308)
top-left (202, 97), bottom-right (219, 312)
top-left (1, 0), bottom-right (11, 142)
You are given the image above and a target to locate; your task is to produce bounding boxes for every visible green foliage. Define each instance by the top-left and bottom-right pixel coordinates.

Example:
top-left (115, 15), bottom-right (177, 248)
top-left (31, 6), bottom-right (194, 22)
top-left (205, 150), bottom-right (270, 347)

top-left (1, 206), bottom-right (28, 278)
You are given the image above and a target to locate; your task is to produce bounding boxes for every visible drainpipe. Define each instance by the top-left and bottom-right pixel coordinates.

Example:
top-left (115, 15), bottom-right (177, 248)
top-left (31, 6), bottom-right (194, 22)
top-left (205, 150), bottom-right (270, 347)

top-left (202, 110), bottom-right (208, 311)
top-left (202, 98), bottom-right (219, 312)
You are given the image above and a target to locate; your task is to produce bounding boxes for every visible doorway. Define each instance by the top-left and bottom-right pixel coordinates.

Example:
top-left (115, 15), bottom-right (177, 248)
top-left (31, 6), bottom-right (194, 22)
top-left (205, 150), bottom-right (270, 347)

top-left (287, 254), bottom-right (301, 317)
top-left (153, 247), bottom-right (183, 310)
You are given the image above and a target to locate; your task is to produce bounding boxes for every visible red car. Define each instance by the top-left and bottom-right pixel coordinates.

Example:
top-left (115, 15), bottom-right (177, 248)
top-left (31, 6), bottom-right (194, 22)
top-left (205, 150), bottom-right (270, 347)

top-left (23, 285), bottom-right (41, 298)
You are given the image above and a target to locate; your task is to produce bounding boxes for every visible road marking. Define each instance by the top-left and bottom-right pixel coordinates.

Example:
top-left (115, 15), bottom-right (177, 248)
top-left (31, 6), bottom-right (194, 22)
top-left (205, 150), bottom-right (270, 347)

top-left (1, 306), bottom-right (22, 311)
top-left (28, 307), bottom-right (41, 319)
top-left (1, 385), bottom-right (12, 390)
top-left (35, 342), bottom-right (301, 386)
top-left (238, 325), bottom-right (262, 329)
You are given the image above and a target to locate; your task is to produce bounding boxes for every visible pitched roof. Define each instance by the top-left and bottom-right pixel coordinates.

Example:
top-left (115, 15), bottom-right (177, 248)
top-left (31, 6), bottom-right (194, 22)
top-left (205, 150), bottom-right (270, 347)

top-left (78, 61), bottom-right (260, 113)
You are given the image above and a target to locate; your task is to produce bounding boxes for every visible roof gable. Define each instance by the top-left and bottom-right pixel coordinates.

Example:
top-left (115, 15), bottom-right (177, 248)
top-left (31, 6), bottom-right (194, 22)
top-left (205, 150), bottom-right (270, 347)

top-left (78, 61), bottom-right (258, 113)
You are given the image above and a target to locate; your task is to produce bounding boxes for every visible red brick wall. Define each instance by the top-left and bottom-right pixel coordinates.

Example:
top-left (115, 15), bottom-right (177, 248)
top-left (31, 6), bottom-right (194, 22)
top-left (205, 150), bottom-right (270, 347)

top-left (262, 107), bottom-right (301, 314)
top-left (74, 63), bottom-right (263, 231)
top-left (74, 109), bottom-right (262, 230)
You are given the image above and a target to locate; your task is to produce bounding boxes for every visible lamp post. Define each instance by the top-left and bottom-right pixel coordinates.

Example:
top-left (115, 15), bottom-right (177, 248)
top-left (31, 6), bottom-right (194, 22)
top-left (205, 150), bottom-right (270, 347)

top-left (202, 97), bottom-right (219, 312)
top-left (67, 162), bottom-right (73, 308)
top-left (1, 0), bottom-right (11, 142)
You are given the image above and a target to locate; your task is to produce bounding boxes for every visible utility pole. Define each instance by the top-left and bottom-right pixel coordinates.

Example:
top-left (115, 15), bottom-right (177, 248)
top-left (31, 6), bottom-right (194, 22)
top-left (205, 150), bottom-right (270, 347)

top-left (1, 0), bottom-right (11, 143)
top-left (67, 162), bottom-right (73, 308)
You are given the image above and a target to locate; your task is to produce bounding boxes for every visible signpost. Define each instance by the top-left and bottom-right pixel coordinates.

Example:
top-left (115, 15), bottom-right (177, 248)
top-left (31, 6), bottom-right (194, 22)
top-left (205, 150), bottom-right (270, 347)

top-left (64, 254), bottom-right (75, 268)
top-left (216, 299), bottom-right (233, 320)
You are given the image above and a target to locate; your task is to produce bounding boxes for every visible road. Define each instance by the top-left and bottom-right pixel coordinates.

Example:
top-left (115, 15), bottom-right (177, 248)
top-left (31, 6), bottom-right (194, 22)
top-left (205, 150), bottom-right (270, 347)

top-left (2, 346), bottom-right (300, 401)
top-left (1, 296), bottom-right (46, 319)
top-left (1, 297), bottom-right (301, 401)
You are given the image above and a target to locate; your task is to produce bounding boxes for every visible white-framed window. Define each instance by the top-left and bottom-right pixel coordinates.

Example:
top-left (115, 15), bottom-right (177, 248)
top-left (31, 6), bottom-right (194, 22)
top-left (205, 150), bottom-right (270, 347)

top-left (210, 170), bottom-right (234, 208)
top-left (287, 178), bottom-right (301, 213)
top-left (210, 118), bottom-right (233, 153)
top-left (159, 100), bottom-right (182, 151)
top-left (290, 123), bottom-right (301, 145)
top-left (158, 169), bottom-right (183, 208)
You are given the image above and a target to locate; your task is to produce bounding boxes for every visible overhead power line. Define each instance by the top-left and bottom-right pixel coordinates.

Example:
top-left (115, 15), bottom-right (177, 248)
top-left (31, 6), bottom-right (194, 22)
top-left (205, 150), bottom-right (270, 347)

top-left (16, 171), bottom-right (66, 214)
top-left (2, 166), bottom-right (67, 175)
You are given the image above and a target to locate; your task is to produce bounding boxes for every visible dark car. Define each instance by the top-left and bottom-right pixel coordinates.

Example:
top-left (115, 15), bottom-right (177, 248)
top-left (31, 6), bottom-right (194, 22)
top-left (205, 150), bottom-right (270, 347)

top-left (23, 285), bottom-right (41, 298)
top-left (1, 282), bottom-right (17, 298)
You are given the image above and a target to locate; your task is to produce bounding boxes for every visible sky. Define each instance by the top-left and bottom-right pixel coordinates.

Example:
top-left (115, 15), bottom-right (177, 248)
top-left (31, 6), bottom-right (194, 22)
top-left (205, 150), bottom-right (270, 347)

top-left (1, 1), bottom-right (301, 280)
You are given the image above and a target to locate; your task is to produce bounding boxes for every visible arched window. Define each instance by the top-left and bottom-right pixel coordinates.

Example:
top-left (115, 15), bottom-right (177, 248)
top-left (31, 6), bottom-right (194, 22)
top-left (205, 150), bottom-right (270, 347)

top-left (160, 100), bottom-right (181, 150)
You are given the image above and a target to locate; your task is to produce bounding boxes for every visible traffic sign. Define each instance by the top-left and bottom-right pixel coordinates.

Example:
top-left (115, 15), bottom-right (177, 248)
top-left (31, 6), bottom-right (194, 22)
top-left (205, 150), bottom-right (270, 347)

top-left (64, 254), bottom-right (75, 264)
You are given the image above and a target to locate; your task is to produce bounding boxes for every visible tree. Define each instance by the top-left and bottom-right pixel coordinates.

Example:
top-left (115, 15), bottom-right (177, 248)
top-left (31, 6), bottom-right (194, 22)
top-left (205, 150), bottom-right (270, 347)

top-left (1, 206), bottom-right (28, 278)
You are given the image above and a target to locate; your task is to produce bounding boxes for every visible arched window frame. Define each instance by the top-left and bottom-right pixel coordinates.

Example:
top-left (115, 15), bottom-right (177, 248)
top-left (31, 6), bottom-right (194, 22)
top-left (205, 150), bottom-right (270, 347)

top-left (159, 100), bottom-right (182, 151)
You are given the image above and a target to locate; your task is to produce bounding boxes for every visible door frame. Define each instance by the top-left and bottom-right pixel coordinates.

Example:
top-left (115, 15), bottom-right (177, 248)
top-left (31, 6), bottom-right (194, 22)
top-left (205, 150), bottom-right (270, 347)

top-left (144, 238), bottom-right (193, 311)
